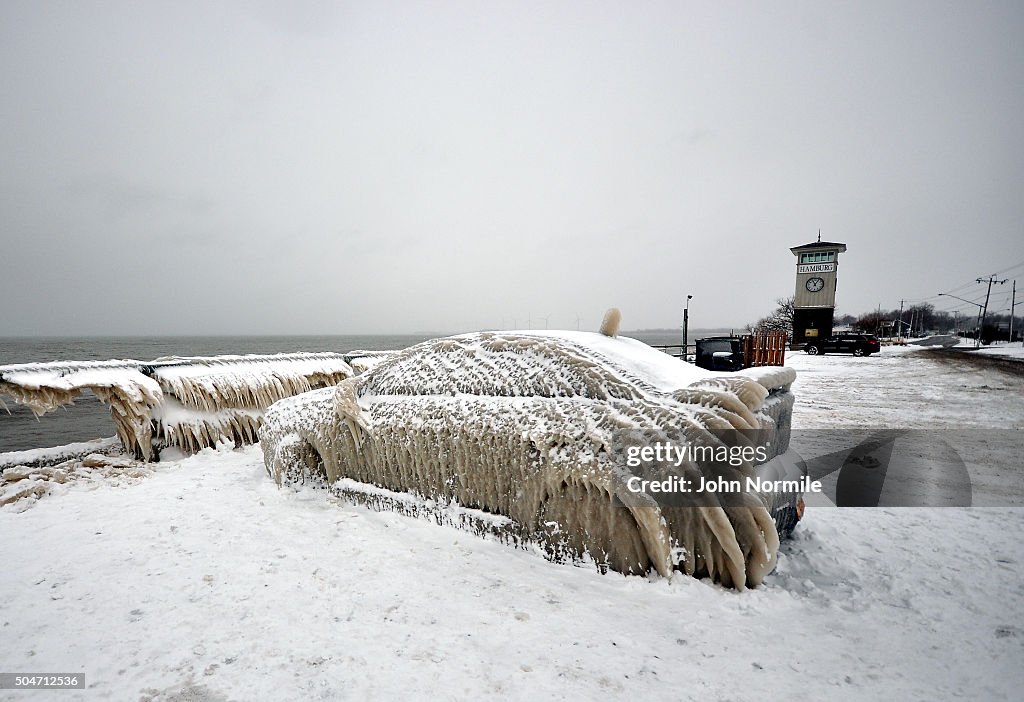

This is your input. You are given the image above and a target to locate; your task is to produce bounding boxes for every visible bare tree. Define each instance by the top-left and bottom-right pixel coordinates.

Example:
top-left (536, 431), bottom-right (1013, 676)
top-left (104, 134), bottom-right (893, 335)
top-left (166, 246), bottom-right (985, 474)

top-left (747, 297), bottom-right (794, 336)
top-left (853, 311), bottom-right (887, 334)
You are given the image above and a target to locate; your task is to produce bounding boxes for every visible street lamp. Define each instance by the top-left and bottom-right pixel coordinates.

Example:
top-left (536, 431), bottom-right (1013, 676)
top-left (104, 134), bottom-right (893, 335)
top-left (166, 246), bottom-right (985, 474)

top-left (937, 293), bottom-right (984, 348)
top-left (682, 295), bottom-right (693, 362)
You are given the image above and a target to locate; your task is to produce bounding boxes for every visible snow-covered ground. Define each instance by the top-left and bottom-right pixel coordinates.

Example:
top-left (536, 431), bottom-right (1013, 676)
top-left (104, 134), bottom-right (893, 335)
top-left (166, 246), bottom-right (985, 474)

top-left (2, 345), bottom-right (1023, 701)
top-left (973, 343), bottom-right (1024, 360)
top-left (910, 336), bottom-right (1024, 360)
top-left (786, 344), bottom-right (1024, 507)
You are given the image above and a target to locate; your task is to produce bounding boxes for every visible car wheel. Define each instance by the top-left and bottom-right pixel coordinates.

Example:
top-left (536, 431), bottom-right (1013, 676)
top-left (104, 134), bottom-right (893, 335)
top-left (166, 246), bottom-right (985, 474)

top-left (852, 347), bottom-right (865, 357)
top-left (805, 345), bottom-right (820, 355)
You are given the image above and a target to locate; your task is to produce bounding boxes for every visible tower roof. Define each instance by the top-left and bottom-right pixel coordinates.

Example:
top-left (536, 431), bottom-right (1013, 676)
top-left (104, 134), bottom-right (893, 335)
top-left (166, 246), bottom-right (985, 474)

top-left (790, 241), bottom-right (847, 254)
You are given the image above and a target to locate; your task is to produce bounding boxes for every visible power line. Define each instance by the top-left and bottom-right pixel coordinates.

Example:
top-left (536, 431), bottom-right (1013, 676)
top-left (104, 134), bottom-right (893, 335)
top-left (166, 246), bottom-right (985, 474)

top-left (938, 267), bottom-right (1019, 298)
top-left (992, 259), bottom-right (1024, 277)
top-left (888, 263), bottom-right (1023, 322)
top-left (939, 260), bottom-right (1024, 293)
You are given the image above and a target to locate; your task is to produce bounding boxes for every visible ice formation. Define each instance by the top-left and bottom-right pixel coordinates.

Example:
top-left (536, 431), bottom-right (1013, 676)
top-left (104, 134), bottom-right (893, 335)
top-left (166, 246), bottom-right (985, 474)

top-left (1, 452), bottom-right (151, 509)
top-left (0, 361), bottom-right (163, 459)
top-left (0, 354), bottom-right (354, 460)
top-left (147, 354), bottom-right (354, 455)
top-left (599, 307), bottom-right (622, 337)
top-left (343, 350), bottom-right (400, 375)
top-left (261, 331), bottom-right (798, 589)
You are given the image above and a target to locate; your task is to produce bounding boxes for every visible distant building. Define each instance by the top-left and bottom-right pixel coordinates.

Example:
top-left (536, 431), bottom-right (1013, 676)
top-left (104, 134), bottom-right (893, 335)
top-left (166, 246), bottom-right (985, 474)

top-left (790, 236), bottom-right (847, 346)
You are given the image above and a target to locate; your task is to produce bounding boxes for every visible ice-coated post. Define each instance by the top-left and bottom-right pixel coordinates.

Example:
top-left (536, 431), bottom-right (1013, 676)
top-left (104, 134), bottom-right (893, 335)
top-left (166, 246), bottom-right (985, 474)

top-left (682, 294), bottom-right (693, 362)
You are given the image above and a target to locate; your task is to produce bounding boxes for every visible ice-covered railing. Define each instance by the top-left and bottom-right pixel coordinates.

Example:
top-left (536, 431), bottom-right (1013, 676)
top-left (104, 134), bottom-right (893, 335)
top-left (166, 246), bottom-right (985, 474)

top-left (1, 353), bottom-right (355, 460)
top-left (0, 360), bottom-right (161, 458)
top-left (145, 353), bottom-right (355, 456)
top-left (261, 328), bottom-right (799, 590)
top-left (342, 350), bottom-right (400, 375)
top-left (149, 353), bottom-right (355, 411)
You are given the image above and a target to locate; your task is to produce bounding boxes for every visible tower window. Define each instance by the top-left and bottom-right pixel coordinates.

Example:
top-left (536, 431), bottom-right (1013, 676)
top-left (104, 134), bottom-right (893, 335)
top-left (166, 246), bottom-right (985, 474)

top-left (799, 251), bottom-right (835, 264)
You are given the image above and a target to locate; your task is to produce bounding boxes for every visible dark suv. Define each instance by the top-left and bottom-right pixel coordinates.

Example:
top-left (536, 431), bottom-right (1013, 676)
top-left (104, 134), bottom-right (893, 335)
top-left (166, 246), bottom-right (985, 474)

top-left (804, 333), bottom-right (880, 357)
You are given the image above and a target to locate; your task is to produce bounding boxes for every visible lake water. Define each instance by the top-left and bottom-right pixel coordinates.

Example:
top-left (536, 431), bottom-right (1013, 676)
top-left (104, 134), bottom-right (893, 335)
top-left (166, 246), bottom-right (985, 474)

top-left (0, 329), bottom-right (734, 452)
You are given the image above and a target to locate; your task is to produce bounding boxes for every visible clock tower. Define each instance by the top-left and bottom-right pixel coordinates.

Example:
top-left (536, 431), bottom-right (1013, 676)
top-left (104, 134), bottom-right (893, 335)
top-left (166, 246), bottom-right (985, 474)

top-left (790, 234), bottom-right (847, 347)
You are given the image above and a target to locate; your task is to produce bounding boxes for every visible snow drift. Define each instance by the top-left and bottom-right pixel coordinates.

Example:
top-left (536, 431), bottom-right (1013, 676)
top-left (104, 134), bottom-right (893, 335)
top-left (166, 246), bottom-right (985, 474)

top-left (261, 331), bottom-right (797, 589)
top-left (0, 354), bottom-right (354, 460)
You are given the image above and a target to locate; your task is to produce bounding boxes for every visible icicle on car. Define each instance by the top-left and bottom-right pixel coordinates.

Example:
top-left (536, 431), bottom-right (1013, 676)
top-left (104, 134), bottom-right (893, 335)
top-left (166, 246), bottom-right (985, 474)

top-left (260, 331), bottom-right (800, 589)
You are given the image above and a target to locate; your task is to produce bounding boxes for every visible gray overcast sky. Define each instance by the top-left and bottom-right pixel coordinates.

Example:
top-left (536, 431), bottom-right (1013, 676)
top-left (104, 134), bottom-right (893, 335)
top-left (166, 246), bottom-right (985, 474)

top-left (2, 1), bottom-right (1022, 336)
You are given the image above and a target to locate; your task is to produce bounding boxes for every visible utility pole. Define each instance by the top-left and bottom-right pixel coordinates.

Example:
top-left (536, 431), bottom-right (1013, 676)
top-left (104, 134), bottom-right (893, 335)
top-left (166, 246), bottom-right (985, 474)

top-left (1010, 280), bottom-right (1017, 345)
top-left (897, 299), bottom-right (905, 342)
top-left (977, 275), bottom-right (1008, 346)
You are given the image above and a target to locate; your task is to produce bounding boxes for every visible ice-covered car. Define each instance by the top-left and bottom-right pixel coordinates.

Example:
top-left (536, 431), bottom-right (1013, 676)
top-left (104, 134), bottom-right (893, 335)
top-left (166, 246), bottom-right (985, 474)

top-left (260, 330), bottom-right (804, 589)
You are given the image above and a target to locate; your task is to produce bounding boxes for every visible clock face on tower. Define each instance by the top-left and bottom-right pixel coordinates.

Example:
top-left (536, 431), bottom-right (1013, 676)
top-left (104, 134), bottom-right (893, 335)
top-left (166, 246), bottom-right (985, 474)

top-left (805, 277), bottom-right (825, 292)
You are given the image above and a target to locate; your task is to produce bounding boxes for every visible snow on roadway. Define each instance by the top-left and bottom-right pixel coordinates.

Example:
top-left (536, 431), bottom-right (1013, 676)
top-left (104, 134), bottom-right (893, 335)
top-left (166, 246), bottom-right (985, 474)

top-left (1, 345), bottom-right (1023, 701)
top-left (786, 343), bottom-right (1023, 430)
top-left (973, 343), bottom-right (1024, 361)
top-left (786, 344), bottom-right (1024, 506)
